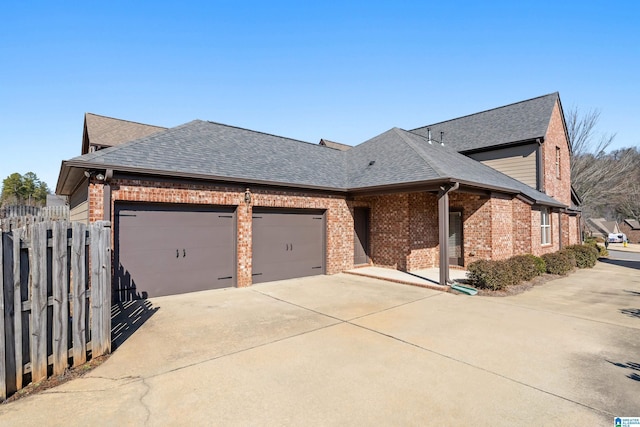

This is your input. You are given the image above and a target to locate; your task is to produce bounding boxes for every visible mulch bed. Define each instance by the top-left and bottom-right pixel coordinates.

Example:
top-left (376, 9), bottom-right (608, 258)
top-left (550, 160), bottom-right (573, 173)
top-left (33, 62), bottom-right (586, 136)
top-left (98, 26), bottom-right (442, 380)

top-left (453, 272), bottom-right (568, 297)
top-left (2, 355), bottom-right (110, 404)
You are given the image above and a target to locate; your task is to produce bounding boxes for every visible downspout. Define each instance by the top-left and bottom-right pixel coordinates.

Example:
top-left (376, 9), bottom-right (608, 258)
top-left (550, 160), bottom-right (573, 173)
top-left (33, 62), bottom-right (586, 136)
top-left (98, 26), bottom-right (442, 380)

top-left (438, 182), bottom-right (459, 287)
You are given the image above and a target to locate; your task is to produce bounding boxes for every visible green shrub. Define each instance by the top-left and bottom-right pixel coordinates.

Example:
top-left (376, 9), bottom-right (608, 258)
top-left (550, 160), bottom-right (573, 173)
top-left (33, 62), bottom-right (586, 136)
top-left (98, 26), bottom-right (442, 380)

top-left (508, 254), bottom-right (545, 281)
top-left (467, 259), bottom-right (516, 291)
top-left (585, 240), bottom-right (608, 258)
top-left (564, 244), bottom-right (598, 268)
top-left (530, 254), bottom-right (547, 275)
top-left (541, 251), bottom-right (575, 275)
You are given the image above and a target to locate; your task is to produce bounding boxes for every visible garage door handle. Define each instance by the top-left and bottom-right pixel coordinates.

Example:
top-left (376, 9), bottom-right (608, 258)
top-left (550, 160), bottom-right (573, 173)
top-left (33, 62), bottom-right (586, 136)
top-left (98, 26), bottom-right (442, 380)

top-left (183, 249), bottom-right (186, 257)
top-left (176, 249), bottom-right (179, 258)
top-left (286, 243), bottom-right (289, 251)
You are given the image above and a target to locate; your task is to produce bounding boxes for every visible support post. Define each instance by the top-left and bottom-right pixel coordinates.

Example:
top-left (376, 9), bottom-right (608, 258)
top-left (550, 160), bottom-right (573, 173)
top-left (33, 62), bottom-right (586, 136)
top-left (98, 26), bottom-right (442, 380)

top-left (438, 182), bottom-right (459, 287)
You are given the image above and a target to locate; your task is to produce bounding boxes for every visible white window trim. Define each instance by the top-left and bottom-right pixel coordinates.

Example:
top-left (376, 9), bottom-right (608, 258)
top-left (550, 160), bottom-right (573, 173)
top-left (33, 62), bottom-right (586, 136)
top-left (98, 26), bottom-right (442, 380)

top-left (541, 207), bottom-right (551, 245)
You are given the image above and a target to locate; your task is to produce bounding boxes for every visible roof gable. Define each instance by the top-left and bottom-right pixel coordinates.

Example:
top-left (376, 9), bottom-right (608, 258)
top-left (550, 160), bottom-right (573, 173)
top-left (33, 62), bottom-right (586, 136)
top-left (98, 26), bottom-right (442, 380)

top-left (82, 113), bottom-right (166, 154)
top-left (411, 93), bottom-right (559, 152)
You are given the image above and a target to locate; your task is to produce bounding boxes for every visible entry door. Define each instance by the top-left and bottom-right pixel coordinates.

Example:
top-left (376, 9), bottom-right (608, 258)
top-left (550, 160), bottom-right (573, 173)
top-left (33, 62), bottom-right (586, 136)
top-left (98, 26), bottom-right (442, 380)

top-left (353, 207), bottom-right (370, 265)
top-left (449, 211), bottom-right (463, 266)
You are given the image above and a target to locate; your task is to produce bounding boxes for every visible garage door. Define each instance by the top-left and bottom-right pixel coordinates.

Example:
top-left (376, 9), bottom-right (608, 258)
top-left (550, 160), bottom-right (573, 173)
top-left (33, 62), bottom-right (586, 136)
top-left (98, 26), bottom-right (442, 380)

top-left (114, 203), bottom-right (236, 301)
top-left (252, 209), bottom-right (325, 284)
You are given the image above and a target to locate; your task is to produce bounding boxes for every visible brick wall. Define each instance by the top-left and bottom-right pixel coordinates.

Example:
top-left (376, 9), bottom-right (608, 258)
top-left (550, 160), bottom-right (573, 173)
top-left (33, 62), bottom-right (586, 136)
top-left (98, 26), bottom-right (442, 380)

top-left (450, 193), bottom-right (492, 265)
top-left (512, 198), bottom-right (532, 255)
top-left (90, 178), bottom-right (353, 287)
top-left (490, 193), bottom-right (514, 260)
top-left (542, 101), bottom-right (572, 206)
top-left (355, 193), bottom-right (410, 270)
top-left (561, 212), bottom-right (570, 247)
top-left (407, 192), bottom-right (438, 270)
top-left (569, 215), bottom-right (579, 245)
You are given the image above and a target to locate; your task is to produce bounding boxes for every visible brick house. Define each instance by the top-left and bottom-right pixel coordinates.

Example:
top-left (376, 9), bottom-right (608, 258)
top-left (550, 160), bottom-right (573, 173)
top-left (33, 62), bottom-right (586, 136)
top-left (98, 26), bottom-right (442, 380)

top-left (620, 219), bottom-right (640, 243)
top-left (56, 92), bottom-right (580, 301)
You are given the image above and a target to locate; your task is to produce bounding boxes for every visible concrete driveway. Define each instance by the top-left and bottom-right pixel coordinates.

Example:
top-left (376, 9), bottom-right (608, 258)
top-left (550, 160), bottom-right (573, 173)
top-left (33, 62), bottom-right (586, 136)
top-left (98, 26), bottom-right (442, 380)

top-left (1, 261), bottom-right (638, 426)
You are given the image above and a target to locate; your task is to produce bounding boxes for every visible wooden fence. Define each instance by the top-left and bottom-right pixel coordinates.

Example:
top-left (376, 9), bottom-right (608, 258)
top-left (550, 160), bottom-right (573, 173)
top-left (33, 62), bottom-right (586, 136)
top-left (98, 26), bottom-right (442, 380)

top-left (0, 206), bottom-right (70, 231)
top-left (0, 220), bottom-right (111, 400)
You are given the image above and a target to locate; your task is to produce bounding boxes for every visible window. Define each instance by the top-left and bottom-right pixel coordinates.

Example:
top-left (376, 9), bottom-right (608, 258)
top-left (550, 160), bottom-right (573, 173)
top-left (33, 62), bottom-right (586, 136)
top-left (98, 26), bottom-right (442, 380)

top-left (555, 147), bottom-right (561, 179)
top-left (541, 207), bottom-right (551, 245)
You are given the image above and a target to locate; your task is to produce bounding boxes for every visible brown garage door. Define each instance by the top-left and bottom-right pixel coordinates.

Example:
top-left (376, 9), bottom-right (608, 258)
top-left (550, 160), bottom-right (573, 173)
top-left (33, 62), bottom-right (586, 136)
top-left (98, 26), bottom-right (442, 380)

top-left (114, 203), bottom-right (236, 301)
top-left (252, 209), bottom-right (325, 284)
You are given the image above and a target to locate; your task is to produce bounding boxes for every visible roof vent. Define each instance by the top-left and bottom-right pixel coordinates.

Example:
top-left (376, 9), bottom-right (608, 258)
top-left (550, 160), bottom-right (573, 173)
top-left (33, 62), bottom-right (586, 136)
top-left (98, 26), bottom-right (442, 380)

top-left (368, 160), bottom-right (376, 166)
top-left (426, 128), bottom-right (445, 146)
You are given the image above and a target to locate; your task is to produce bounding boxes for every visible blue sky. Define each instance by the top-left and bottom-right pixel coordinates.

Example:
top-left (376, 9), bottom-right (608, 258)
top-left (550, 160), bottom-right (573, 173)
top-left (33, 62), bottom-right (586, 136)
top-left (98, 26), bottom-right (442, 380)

top-left (1, 1), bottom-right (638, 190)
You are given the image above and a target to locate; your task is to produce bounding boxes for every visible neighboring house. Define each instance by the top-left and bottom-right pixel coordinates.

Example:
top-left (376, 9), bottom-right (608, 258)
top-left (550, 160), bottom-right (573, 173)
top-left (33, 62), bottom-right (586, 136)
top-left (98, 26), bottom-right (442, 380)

top-left (69, 113), bottom-right (166, 224)
top-left (585, 217), bottom-right (620, 240)
top-left (56, 93), bottom-right (580, 302)
top-left (46, 194), bottom-right (68, 206)
top-left (319, 139), bottom-right (352, 151)
top-left (620, 219), bottom-right (640, 243)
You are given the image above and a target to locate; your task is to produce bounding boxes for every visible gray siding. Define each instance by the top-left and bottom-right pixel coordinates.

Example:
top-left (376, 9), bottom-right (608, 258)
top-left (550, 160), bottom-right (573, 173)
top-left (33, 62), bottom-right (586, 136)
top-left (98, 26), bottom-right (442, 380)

top-left (69, 180), bottom-right (89, 224)
top-left (467, 143), bottom-right (537, 188)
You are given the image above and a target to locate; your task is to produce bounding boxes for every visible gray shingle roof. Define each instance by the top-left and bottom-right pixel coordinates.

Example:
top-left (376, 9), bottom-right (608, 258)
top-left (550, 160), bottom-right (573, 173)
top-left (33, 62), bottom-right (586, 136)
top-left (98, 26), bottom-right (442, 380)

top-left (347, 128), bottom-right (563, 205)
top-left (72, 120), bottom-right (348, 190)
top-left (411, 93), bottom-right (559, 152)
top-left (624, 219), bottom-right (640, 229)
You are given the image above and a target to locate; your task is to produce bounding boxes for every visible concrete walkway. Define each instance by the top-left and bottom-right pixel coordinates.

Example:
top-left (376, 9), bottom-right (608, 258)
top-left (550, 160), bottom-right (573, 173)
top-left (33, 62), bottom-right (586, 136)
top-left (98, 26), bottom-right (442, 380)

top-left (1, 261), bottom-right (638, 426)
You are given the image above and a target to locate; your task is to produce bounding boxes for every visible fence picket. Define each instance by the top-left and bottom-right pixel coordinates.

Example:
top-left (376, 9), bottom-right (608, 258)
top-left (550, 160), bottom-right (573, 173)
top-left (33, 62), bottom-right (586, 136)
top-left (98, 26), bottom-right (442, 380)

top-left (52, 222), bottom-right (69, 375)
top-left (12, 228), bottom-right (22, 391)
top-left (71, 222), bottom-right (87, 366)
top-left (90, 221), bottom-right (112, 356)
top-left (0, 228), bottom-right (5, 400)
top-left (29, 222), bottom-right (48, 382)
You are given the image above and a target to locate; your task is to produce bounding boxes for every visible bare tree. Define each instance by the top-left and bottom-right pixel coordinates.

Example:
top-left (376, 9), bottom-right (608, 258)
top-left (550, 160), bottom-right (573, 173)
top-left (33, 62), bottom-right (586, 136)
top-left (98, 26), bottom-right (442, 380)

top-left (566, 107), bottom-right (636, 218)
top-left (613, 147), bottom-right (640, 221)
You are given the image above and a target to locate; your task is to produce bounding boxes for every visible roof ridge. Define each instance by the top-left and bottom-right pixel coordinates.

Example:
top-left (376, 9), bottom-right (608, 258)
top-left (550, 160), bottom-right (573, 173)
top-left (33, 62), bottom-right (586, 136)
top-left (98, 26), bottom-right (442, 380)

top-left (204, 120), bottom-right (324, 148)
top-left (85, 112), bottom-right (167, 130)
top-left (392, 128), bottom-right (447, 177)
top-left (411, 92), bottom-right (559, 132)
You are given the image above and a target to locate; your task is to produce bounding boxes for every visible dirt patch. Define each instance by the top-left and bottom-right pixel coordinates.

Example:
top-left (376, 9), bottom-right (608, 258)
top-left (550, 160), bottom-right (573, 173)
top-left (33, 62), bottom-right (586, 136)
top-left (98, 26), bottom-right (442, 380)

top-left (2, 355), bottom-right (110, 405)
